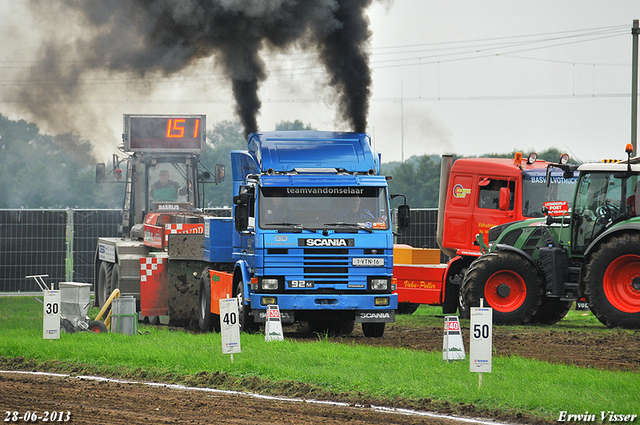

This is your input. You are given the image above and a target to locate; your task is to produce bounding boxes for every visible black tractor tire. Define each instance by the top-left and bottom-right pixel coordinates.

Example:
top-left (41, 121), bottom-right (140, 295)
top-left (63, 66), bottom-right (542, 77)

top-left (462, 252), bottom-right (543, 325)
top-left (88, 320), bottom-right (108, 333)
top-left (96, 261), bottom-right (114, 309)
top-left (236, 279), bottom-right (259, 332)
top-left (198, 269), bottom-right (220, 332)
top-left (531, 297), bottom-right (572, 325)
top-left (584, 234), bottom-right (640, 329)
top-left (361, 322), bottom-right (385, 338)
top-left (396, 302), bottom-right (420, 315)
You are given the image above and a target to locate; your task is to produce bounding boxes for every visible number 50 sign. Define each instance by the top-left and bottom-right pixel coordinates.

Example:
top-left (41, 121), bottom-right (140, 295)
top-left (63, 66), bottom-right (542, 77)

top-left (470, 306), bottom-right (492, 373)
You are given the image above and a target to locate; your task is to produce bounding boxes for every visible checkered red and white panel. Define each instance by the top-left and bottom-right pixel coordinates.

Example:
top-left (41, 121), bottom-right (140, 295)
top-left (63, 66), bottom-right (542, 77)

top-left (164, 223), bottom-right (204, 244)
top-left (140, 257), bottom-right (164, 282)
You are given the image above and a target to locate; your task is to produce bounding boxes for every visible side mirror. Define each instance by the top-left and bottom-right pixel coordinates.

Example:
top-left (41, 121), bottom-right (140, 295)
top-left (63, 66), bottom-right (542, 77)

top-left (215, 164), bottom-right (225, 184)
top-left (235, 204), bottom-right (249, 232)
top-left (233, 193), bottom-right (248, 205)
top-left (499, 187), bottom-right (510, 211)
top-left (96, 163), bottom-right (106, 183)
top-left (397, 204), bottom-right (411, 232)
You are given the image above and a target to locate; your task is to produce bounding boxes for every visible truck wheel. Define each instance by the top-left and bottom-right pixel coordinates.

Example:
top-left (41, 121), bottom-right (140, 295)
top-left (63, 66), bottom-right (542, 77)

top-left (362, 322), bottom-right (385, 337)
top-left (97, 261), bottom-right (113, 308)
top-left (236, 280), bottom-right (259, 332)
top-left (531, 297), bottom-right (572, 325)
top-left (198, 269), bottom-right (219, 332)
top-left (463, 252), bottom-right (543, 325)
top-left (584, 234), bottom-right (640, 328)
top-left (396, 303), bottom-right (419, 315)
top-left (330, 320), bottom-right (355, 335)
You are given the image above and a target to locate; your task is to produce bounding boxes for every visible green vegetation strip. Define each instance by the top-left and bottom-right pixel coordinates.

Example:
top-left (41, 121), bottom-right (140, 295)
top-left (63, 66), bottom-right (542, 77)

top-left (1, 297), bottom-right (636, 423)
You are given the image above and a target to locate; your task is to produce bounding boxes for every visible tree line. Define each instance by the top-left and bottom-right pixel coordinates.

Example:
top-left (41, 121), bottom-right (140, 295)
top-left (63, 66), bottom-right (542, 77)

top-left (0, 114), bottom-right (569, 209)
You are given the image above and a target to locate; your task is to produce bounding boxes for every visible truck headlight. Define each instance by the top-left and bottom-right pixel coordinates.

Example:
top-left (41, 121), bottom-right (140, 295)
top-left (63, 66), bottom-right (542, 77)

top-left (370, 278), bottom-right (388, 291)
top-left (261, 278), bottom-right (279, 291)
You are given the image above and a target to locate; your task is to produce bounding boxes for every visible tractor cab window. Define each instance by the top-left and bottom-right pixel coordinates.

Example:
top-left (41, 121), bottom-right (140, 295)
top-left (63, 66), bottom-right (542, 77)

top-left (148, 164), bottom-right (193, 207)
top-left (572, 172), bottom-right (639, 253)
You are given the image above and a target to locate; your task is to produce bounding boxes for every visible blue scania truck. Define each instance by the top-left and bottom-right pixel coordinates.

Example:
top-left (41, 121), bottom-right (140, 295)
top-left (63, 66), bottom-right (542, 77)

top-left (198, 131), bottom-right (408, 337)
top-left (97, 121), bottom-right (409, 338)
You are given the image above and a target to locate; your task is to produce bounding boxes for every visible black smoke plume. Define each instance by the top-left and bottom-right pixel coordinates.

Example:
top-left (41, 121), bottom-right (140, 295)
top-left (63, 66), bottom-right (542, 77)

top-left (22, 0), bottom-right (374, 136)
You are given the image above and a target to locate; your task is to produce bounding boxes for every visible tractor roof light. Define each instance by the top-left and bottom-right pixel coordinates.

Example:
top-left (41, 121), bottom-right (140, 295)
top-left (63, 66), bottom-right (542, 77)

top-left (526, 153), bottom-right (537, 164)
top-left (626, 143), bottom-right (634, 154)
top-left (559, 153), bottom-right (570, 165)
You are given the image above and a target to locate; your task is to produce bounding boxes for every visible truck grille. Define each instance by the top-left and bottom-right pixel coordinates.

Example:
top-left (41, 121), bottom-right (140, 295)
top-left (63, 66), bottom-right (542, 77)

top-left (303, 248), bottom-right (349, 280)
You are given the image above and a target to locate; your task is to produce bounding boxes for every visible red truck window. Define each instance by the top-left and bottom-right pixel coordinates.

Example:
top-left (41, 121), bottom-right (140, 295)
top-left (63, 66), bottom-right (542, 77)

top-left (478, 180), bottom-right (515, 210)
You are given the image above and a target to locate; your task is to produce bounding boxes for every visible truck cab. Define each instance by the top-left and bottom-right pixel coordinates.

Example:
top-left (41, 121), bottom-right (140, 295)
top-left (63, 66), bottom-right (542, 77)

top-left (228, 131), bottom-right (405, 337)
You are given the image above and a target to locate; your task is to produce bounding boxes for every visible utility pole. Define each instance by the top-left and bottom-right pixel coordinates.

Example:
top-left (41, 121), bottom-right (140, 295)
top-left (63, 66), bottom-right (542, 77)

top-left (632, 19), bottom-right (638, 155)
top-left (401, 79), bottom-right (405, 163)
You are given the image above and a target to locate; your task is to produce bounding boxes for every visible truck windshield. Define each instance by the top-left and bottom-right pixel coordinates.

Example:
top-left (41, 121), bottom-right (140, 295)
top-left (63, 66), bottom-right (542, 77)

top-left (521, 170), bottom-right (578, 217)
top-left (259, 186), bottom-right (390, 231)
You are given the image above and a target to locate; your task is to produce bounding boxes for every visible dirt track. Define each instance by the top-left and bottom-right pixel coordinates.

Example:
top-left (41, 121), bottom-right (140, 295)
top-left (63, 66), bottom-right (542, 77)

top-left (2, 321), bottom-right (638, 424)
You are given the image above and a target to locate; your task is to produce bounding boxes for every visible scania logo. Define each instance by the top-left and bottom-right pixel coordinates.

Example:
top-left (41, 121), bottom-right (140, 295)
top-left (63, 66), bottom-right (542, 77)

top-left (299, 238), bottom-right (354, 247)
top-left (360, 312), bottom-right (390, 319)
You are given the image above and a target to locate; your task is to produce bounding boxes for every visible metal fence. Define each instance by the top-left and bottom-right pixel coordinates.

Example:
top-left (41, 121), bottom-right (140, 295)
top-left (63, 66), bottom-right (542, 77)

top-left (0, 209), bottom-right (122, 292)
top-left (0, 207), bottom-right (439, 293)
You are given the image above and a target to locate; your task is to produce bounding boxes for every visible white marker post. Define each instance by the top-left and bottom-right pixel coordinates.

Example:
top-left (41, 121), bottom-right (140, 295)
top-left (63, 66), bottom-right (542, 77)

top-left (442, 316), bottom-right (465, 361)
top-left (469, 299), bottom-right (492, 388)
top-left (264, 305), bottom-right (284, 342)
top-left (43, 290), bottom-right (61, 340)
top-left (27, 275), bottom-right (60, 340)
top-left (219, 298), bottom-right (241, 362)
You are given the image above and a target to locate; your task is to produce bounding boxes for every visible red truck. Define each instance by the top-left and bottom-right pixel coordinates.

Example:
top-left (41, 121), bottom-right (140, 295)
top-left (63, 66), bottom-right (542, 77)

top-left (394, 153), bottom-right (578, 319)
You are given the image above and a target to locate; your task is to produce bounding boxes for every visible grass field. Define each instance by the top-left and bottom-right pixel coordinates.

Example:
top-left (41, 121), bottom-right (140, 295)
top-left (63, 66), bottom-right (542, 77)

top-left (1, 296), bottom-right (637, 422)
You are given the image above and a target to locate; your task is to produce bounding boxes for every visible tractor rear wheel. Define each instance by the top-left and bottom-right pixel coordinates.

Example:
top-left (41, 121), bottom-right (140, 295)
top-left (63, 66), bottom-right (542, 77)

top-left (97, 261), bottom-right (114, 309)
top-left (584, 234), bottom-right (640, 329)
top-left (463, 252), bottom-right (543, 325)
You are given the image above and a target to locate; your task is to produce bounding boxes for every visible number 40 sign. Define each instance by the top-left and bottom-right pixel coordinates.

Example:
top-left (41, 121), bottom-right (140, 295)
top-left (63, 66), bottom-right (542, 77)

top-left (219, 298), bottom-right (241, 356)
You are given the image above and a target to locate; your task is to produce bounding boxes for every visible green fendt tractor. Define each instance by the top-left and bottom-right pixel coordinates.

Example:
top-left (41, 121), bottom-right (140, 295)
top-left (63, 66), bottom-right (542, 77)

top-left (462, 145), bottom-right (640, 328)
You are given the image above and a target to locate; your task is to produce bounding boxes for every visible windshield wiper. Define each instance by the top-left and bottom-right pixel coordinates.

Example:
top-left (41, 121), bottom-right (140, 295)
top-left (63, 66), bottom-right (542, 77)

top-left (323, 222), bottom-right (373, 233)
top-left (268, 222), bottom-right (317, 233)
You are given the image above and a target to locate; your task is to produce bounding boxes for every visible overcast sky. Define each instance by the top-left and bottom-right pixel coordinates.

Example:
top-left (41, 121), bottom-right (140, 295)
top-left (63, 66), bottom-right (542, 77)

top-left (0, 1), bottom-right (638, 163)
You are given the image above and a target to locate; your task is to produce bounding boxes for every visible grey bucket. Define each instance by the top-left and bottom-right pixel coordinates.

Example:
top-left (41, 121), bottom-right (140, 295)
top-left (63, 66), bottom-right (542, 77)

top-left (111, 296), bottom-right (137, 335)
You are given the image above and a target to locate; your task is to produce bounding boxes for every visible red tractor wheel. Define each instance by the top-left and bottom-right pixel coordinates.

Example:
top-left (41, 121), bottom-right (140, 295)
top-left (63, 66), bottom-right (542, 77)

top-left (585, 234), bottom-right (640, 328)
top-left (603, 254), bottom-right (640, 313)
top-left (484, 270), bottom-right (528, 313)
top-left (463, 251), bottom-right (543, 325)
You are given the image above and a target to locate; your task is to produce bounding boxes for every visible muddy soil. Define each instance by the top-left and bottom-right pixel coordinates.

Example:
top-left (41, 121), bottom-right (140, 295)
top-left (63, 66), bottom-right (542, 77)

top-left (313, 322), bottom-right (640, 372)
top-left (0, 372), bottom-right (469, 425)
top-left (2, 320), bottom-right (637, 424)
